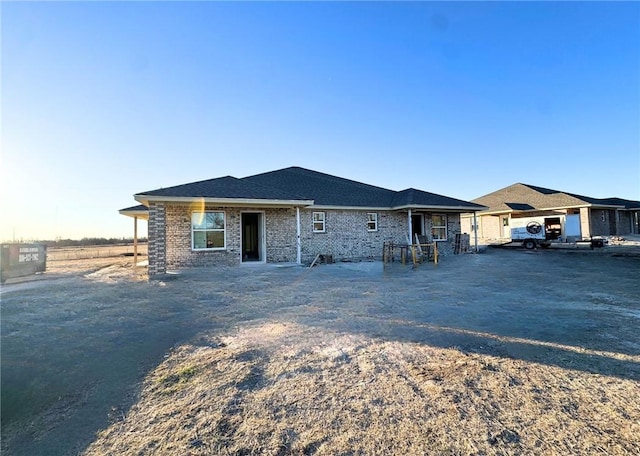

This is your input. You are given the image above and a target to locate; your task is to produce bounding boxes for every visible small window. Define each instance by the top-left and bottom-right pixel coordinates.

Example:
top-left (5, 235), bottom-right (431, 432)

top-left (313, 212), bottom-right (325, 233)
top-left (192, 211), bottom-right (226, 250)
top-left (431, 214), bottom-right (447, 241)
top-left (367, 213), bottom-right (378, 231)
top-left (601, 211), bottom-right (606, 222)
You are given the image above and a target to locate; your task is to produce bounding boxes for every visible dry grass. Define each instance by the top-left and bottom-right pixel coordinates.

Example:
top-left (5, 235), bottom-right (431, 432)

top-left (85, 322), bottom-right (640, 456)
top-left (47, 244), bottom-right (148, 262)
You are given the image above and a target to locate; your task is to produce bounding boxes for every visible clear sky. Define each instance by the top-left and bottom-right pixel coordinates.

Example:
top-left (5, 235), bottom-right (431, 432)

top-left (2, 1), bottom-right (639, 241)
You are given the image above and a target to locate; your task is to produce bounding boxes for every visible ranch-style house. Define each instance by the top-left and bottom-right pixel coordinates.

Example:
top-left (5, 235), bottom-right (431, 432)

top-left (120, 166), bottom-right (485, 275)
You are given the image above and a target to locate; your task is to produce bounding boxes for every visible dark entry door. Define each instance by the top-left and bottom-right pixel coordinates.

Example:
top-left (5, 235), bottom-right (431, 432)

top-left (242, 213), bottom-right (261, 262)
top-left (411, 214), bottom-right (424, 239)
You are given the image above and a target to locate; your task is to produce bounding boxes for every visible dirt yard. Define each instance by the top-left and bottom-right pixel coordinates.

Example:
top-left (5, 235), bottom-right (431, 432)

top-left (1, 248), bottom-right (639, 455)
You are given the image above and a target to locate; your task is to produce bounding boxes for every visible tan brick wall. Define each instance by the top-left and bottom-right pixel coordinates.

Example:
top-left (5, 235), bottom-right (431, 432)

top-left (299, 209), bottom-right (407, 263)
top-left (163, 205), bottom-right (298, 269)
top-left (148, 204), bottom-right (465, 273)
top-left (298, 210), bottom-right (460, 262)
top-left (147, 202), bottom-right (167, 275)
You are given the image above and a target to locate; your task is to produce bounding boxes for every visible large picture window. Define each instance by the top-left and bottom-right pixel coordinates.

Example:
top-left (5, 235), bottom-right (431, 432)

top-left (313, 212), bottom-right (326, 233)
top-left (192, 211), bottom-right (225, 250)
top-left (431, 214), bottom-right (447, 241)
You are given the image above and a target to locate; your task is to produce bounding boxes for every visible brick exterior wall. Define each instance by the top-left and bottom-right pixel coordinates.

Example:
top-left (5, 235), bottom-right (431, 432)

top-left (147, 202), bottom-right (167, 275)
top-left (299, 209), bottom-right (460, 263)
top-left (298, 210), bottom-right (407, 263)
top-left (146, 204), bottom-right (463, 275)
top-left (590, 209), bottom-right (615, 236)
top-left (163, 205), bottom-right (298, 269)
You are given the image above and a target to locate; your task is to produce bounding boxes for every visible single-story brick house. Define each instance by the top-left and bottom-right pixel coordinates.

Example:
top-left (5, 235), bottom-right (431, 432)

top-left (120, 167), bottom-right (485, 275)
top-left (460, 183), bottom-right (640, 244)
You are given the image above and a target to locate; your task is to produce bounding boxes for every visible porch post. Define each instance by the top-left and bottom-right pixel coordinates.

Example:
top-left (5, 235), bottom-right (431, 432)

top-left (408, 209), bottom-right (412, 245)
top-left (133, 216), bottom-right (138, 268)
top-left (296, 207), bottom-right (301, 264)
top-left (473, 212), bottom-right (478, 253)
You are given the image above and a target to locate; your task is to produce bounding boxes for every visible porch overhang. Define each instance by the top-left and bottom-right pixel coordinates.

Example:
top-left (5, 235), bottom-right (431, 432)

top-left (119, 205), bottom-right (149, 220)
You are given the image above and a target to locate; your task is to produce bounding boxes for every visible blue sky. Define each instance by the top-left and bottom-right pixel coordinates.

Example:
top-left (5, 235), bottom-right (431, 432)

top-left (1, 1), bottom-right (639, 240)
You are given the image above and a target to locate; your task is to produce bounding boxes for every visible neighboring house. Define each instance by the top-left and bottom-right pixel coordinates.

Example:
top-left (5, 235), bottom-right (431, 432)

top-left (120, 166), bottom-right (485, 275)
top-left (461, 183), bottom-right (640, 244)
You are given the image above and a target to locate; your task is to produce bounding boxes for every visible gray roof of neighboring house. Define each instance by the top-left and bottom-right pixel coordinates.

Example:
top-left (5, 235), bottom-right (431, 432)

top-left (473, 183), bottom-right (640, 213)
top-left (134, 166), bottom-right (485, 210)
top-left (389, 187), bottom-right (486, 209)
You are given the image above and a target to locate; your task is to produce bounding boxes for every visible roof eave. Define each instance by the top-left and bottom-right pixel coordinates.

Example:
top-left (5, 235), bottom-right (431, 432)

top-left (135, 195), bottom-right (315, 207)
top-left (118, 209), bottom-right (149, 220)
top-left (392, 204), bottom-right (487, 212)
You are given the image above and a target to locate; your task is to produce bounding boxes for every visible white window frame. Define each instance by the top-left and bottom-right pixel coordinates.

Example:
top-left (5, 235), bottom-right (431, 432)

top-left (367, 212), bottom-right (378, 232)
top-left (191, 211), bottom-right (226, 250)
top-left (431, 214), bottom-right (447, 241)
top-left (313, 211), bottom-right (326, 233)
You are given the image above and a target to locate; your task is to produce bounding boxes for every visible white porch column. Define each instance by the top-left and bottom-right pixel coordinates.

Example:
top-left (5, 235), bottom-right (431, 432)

top-left (296, 207), bottom-right (301, 264)
top-left (473, 212), bottom-right (478, 253)
top-left (133, 216), bottom-right (138, 268)
top-left (408, 209), bottom-right (412, 244)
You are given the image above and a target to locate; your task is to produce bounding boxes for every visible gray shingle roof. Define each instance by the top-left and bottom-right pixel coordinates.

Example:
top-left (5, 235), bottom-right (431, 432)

top-left (243, 167), bottom-right (395, 207)
top-left (138, 175), bottom-right (310, 201)
top-left (134, 166), bottom-right (484, 210)
top-left (390, 188), bottom-right (486, 209)
top-left (473, 183), bottom-right (640, 213)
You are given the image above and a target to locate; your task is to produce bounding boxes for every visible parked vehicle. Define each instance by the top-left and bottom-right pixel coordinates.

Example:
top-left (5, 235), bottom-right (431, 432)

top-left (510, 216), bottom-right (563, 249)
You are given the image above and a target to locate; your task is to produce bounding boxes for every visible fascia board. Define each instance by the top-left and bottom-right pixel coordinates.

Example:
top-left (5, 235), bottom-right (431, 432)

top-left (135, 195), bottom-right (315, 207)
top-left (391, 205), bottom-right (488, 212)
top-left (118, 209), bottom-right (149, 220)
top-left (304, 205), bottom-right (391, 211)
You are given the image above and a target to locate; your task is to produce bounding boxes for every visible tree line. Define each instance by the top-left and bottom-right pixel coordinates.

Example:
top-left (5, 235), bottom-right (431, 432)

top-left (39, 237), bottom-right (148, 247)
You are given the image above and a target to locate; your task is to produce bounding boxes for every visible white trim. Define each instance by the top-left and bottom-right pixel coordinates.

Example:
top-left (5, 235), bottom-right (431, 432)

top-left (136, 195), bottom-right (314, 207)
top-left (431, 213), bottom-right (447, 241)
top-left (119, 209), bottom-right (149, 220)
top-left (135, 196), bottom-right (484, 213)
top-left (307, 205), bottom-right (392, 211)
top-left (191, 210), bottom-right (226, 251)
top-left (313, 211), bottom-right (326, 233)
top-left (392, 205), bottom-right (486, 211)
top-left (366, 212), bottom-right (378, 232)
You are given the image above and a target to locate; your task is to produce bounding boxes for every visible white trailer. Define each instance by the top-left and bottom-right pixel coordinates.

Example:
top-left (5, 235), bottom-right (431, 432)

top-left (510, 216), bottom-right (565, 249)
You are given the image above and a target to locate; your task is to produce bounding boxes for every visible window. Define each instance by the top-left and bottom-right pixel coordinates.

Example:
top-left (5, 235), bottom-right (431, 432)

top-left (192, 211), bottom-right (225, 250)
top-left (313, 212), bottom-right (325, 233)
top-left (431, 214), bottom-right (447, 241)
top-left (367, 213), bottom-right (378, 231)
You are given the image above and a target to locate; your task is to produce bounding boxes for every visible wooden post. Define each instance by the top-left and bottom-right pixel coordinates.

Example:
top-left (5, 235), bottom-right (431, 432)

top-left (133, 216), bottom-right (138, 268)
top-left (433, 241), bottom-right (438, 265)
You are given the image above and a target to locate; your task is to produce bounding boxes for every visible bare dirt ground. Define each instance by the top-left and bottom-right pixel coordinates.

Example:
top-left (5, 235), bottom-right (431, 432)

top-left (1, 247), bottom-right (639, 455)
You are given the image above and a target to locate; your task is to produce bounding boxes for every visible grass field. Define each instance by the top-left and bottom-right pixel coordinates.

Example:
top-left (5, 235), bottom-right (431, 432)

top-left (47, 243), bottom-right (148, 262)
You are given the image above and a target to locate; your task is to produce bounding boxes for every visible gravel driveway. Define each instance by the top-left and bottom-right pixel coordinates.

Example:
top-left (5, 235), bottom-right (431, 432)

top-left (1, 248), bottom-right (639, 455)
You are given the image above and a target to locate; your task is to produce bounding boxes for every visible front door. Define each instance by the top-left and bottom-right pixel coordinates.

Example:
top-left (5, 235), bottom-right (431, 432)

top-left (500, 215), bottom-right (510, 238)
top-left (411, 214), bottom-right (424, 241)
top-left (241, 213), bottom-right (263, 262)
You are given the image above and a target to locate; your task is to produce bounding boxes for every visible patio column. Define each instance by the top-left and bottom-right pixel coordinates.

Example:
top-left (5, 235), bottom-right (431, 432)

top-left (133, 216), bottom-right (138, 268)
top-left (408, 209), bottom-right (412, 244)
top-left (296, 207), bottom-right (301, 264)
